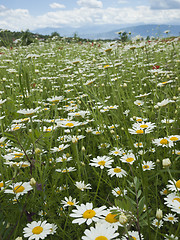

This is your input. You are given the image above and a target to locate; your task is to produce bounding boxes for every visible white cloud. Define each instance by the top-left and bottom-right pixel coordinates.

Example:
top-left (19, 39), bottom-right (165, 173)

top-left (118, 0), bottom-right (128, 3)
top-left (150, 0), bottom-right (180, 9)
top-left (49, 3), bottom-right (66, 9)
top-left (77, 0), bottom-right (103, 8)
top-left (0, 5), bottom-right (180, 31)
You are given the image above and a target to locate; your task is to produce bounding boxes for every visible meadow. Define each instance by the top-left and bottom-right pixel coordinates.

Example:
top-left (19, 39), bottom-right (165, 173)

top-left (0, 36), bottom-right (179, 240)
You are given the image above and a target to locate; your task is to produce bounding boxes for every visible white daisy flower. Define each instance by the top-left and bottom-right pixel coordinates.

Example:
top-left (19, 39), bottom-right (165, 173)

top-left (167, 179), bottom-right (180, 192)
top-left (51, 144), bottom-right (70, 152)
top-left (134, 100), bottom-right (144, 106)
top-left (120, 153), bottom-right (136, 165)
top-left (129, 121), bottom-right (156, 134)
top-left (152, 137), bottom-right (174, 148)
top-left (164, 193), bottom-right (180, 214)
top-left (164, 234), bottom-right (178, 240)
top-left (107, 166), bottom-right (127, 178)
top-left (168, 135), bottom-right (180, 142)
top-left (109, 147), bottom-right (123, 156)
top-left (70, 202), bottom-right (107, 225)
top-left (82, 223), bottom-right (119, 240)
top-left (142, 161), bottom-right (155, 171)
top-left (152, 218), bottom-right (163, 228)
top-left (75, 181), bottom-right (92, 191)
top-left (89, 156), bottom-right (114, 169)
top-left (4, 182), bottom-right (33, 199)
top-left (61, 196), bottom-right (79, 208)
top-left (23, 220), bottom-right (53, 240)
top-left (112, 187), bottom-right (127, 197)
top-left (56, 167), bottom-right (76, 173)
top-left (122, 230), bottom-right (144, 240)
top-left (163, 213), bottom-right (178, 224)
top-left (17, 107), bottom-right (40, 116)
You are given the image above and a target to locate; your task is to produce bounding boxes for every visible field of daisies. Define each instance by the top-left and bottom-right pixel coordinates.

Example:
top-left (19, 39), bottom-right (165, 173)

top-left (0, 36), bottom-right (179, 240)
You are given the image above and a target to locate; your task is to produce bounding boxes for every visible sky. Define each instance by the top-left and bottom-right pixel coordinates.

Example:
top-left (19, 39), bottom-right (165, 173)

top-left (0, 0), bottom-right (180, 31)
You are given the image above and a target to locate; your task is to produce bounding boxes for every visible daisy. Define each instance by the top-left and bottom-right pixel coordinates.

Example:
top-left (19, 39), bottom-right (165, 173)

top-left (168, 135), bottom-right (180, 143)
top-left (142, 161), bottom-right (155, 171)
top-left (109, 147), bottom-right (123, 156)
top-left (70, 202), bottom-right (107, 225)
top-left (75, 181), bottom-right (92, 191)
top-left (98, 143), bottom-right (110, 149)
top-left (82, 223), bottom-right (119, 240)
top-left (134, 100), bottom-right (144, 106)
top-left (167, 179), bottom-right (180, 192)
top-left (23, 220), bottom-right (53, 240)
top-left (161, 119), bottom-right (175, 124)
top-left (164, 193), bottom-right (180, 213)
top-left (17, 107), bottom-right (40, 116)
top-left (4, 182), bottom-right (33, 199)
top-left (156, 98), bottom-right (175, 107)
top-left (152, 137), bottom-right (174, 148)
top-left (56, 167), bottom-right (76, 173)
top-left (163, 213), bottom-right (178, 224)
top-left (128, 121), bottom-right (156, 134)
top-left (47, 96), bottom-right (64, 103)
top-left (152, 218), bottom-right (163, 228)
top-left (120, 153), bottom-right (136, 165)
top-left (164, 234), bottom-right (178, 240)
top-left (89, 156), bottom-right (114, 169)
top-left (61, 196), bottom-right (79, 208)
top-left (107, 166), bottom-right (127, 178)
top-left (56, 120), bottom-right (82, 128)
top-left (56, 154), bottom-right (72, 163)
top-left (112, 187), bottom-right (127, 197)
top-left (122, 230), bottom-right (144, 240)
top-left (51, 144), bottom-right (70, 152)
top-left (99, 206), bottom-right (123, 229)
top-left (134, 142), bottom-right (144, 148)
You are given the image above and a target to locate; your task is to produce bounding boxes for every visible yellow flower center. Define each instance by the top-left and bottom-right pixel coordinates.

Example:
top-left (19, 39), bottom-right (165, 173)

top-left (163, 189), bottom-right (168, 194)
top-left (105, 213), bottom-right (118, 223)
top-left (13, 126), bottom-right (20, 131)
top-left (32, 226), bottom-right (43, 234)
top-left (143, 165), bottom-right (149, 169)
top-left (160, 139), bottom-right (169, 145)
top-left (67, 201), bottom-right (74, 206)
top-left (95, 237), bottom-right (108, 240)
top-left (98, 160), bottom-right (106, 166)
top-left (116, 190), bottom-right (121, 195)
top-left (83, 209), bottom-right (96, 219)
top-left (114, 168), bottom-right (121, 173)
top-left (136, 130), bottom-right (143, 134)
top-left (136, 143), bottom-right (142, 147)
top-left (114, 151), bottom-right (120, 154)
top-left (173, 197), bottom-right (180, 203)
top-left (140, 124), bottom-right (148, 128)
top-left (132, 237), bottom-right (137, 240)
top-left (168, 217), bottom-right (174, 221)
top-left (169, 137), bottom-right (178, 141)
top-left (136, 118), bottom-right (142, 122)
top-left (175, 180), bottom-right (180, 189)
top-left (14, 153), bottom-right (24, 156)
top-left (13, 185), bottom-right (25, 193)
top-left (0, 182), bottom-right (4, 188)
top-left (65, 122), bottom-right (74, 127)
top-left (126, 157), bottom-right (134, 163)
top-left (21, 164), bottom-right (29, 168)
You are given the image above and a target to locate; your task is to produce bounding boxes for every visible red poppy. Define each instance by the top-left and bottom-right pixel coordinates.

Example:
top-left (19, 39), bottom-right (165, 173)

top-left (153, 65), bottom-right (160, 69)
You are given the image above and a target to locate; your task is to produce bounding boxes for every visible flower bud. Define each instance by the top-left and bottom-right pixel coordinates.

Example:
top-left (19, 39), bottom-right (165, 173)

top-left (162, 158), bottom-right (171, 168)
top-left (119, 212), bottom-right (128, 225)
top-left (35, 148), bottom-right (41, 154)
top-left (82, 146), bottom-right (86, 152)
top-left (156, 209), bottom-right (163, 219)
top-left (30, 178), bottom-right (36, 186)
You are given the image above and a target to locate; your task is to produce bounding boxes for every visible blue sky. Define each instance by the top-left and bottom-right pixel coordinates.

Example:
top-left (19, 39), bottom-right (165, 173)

top-left (0, 0), bottom-right (180, 31)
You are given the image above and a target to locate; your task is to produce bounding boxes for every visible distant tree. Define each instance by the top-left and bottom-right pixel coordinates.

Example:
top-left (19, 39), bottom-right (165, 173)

top-left (118, 31), bottom-right (129, 42)
top-left (21, 30), bottom-right (34, 45)
top-left (51, 32), bottom-right (61, 38)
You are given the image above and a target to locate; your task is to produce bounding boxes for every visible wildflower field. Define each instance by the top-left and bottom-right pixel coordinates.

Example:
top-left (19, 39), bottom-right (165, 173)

top-left (0, 36), bottom-right (179, 240)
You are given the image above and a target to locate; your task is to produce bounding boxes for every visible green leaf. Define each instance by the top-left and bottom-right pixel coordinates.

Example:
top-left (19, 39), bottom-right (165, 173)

top-left (138, 196), bottom-right (145, 215)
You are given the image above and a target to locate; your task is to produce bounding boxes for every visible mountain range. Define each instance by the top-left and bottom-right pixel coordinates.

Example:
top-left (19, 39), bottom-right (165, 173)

top-left (33, 24), bottom-right (180, 40)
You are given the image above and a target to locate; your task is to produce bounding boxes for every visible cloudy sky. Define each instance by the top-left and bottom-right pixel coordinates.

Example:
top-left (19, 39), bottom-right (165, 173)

top-left (0, 0), bottom-right (180, 31)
